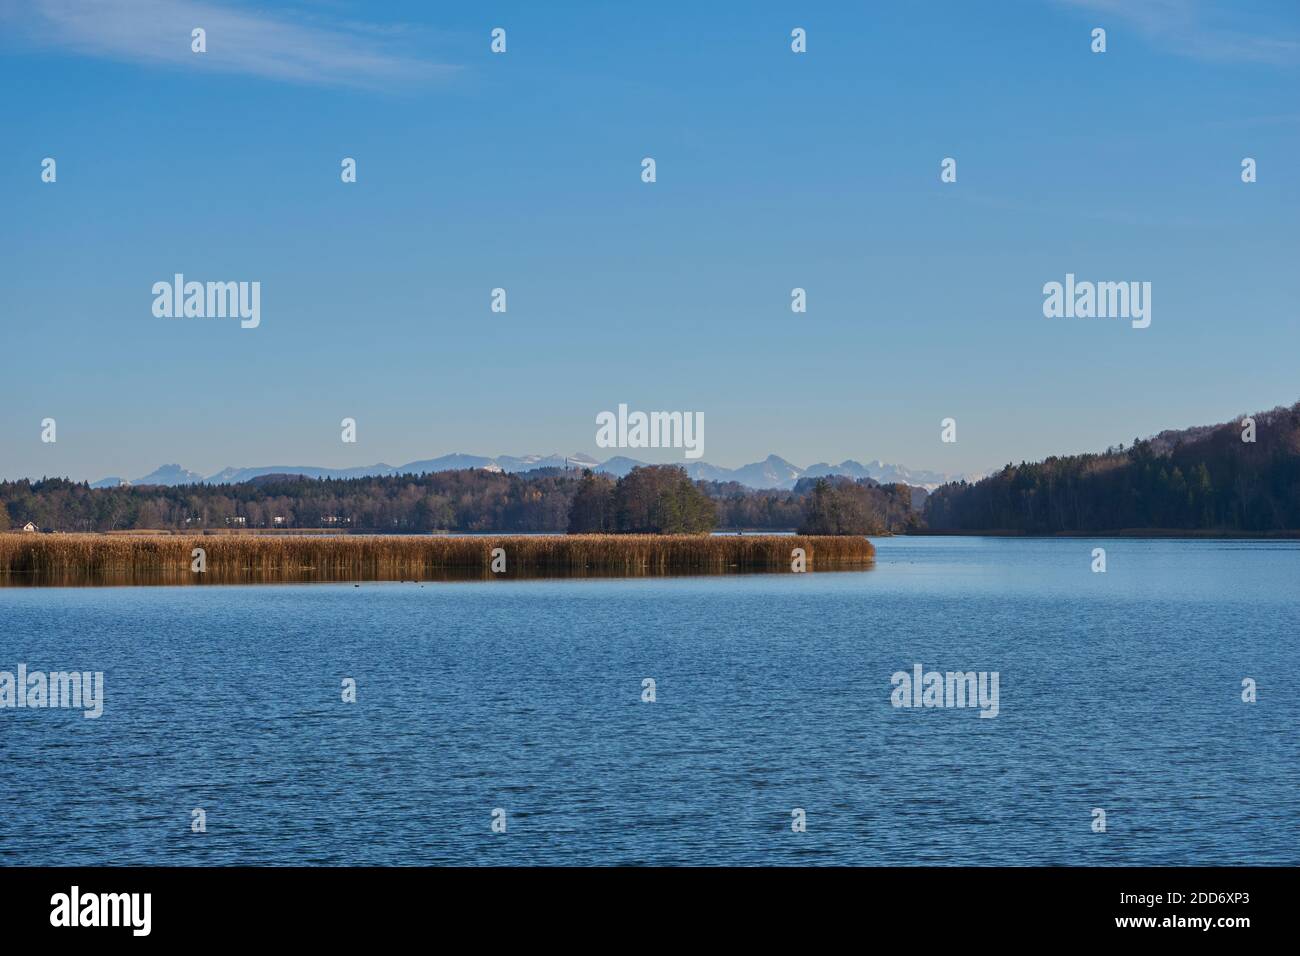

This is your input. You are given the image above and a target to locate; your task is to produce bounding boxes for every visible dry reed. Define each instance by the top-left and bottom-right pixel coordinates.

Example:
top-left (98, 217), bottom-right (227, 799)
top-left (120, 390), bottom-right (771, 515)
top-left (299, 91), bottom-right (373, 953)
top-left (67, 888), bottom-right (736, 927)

top-left (0, 533), bottom-right (874, 585)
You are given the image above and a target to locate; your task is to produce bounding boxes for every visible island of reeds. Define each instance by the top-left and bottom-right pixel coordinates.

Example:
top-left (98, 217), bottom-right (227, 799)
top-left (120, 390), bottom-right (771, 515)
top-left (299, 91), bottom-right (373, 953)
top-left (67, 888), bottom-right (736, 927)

top-left (0, 533), bottom-right (875, 586)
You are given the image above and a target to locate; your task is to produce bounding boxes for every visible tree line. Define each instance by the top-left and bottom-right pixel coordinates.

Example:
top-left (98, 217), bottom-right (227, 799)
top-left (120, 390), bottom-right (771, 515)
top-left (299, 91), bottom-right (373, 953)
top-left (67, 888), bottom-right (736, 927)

top-left (2, 466), bottom-right (920, 535)
top-left (925, 402), bottom-right (1300, 533)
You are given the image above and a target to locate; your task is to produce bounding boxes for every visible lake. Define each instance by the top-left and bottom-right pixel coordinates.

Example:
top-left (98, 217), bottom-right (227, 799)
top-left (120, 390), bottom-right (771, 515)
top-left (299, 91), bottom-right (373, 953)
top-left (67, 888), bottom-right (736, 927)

top-left (1, 536), bottom-right (1296, 865)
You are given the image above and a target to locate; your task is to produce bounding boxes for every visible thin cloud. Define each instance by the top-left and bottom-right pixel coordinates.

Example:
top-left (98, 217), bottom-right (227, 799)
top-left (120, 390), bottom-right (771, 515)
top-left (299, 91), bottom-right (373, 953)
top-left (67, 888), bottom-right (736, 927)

top-left (1059, 0), bottom-right (1300, 66)
top-left (2, 0), bottom-right (457, 89)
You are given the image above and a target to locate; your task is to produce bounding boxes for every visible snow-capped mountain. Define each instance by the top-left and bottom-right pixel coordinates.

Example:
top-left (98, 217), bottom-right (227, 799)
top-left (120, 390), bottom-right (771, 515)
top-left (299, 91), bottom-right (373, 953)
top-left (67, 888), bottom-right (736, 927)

top-left (93, 453), bottom-right (976, 492)
top-left (495, 453), bottom-right (600, 473)
top-left (113, 464), bottom-right (206, 487)
top-left (612, 455), bottom-right (968, 491)
top-left (740, 454), bottom-right (805, 489)
top-left (801, 459), bottom-right (963, 489)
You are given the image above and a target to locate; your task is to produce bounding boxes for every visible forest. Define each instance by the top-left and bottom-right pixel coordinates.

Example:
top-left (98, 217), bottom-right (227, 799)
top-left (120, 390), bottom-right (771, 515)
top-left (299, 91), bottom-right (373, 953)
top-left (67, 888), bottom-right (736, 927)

top-left (1, 465), bottom-right (918, 535)
top-left (925, 402), bottom-right (1300, 533)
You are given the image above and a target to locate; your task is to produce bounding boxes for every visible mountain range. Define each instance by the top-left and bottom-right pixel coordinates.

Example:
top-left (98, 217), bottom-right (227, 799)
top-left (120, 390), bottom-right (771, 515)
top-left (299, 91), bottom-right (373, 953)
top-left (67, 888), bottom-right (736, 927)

top-left (92, 454), bottom-right (976, 492)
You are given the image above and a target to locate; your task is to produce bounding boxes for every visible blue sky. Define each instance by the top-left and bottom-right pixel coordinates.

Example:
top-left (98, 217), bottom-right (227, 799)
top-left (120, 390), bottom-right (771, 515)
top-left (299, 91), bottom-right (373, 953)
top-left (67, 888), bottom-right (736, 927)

top-left (1, 0), bottom-right (1297, 483)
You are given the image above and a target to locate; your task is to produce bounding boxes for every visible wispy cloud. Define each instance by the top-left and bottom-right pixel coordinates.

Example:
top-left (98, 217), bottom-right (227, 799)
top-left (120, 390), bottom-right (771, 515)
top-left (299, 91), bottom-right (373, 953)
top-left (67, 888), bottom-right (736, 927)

top-left (1, 0), bottom-right (457, 89)
top-left (1059, 0), bottom-right (1300, 66)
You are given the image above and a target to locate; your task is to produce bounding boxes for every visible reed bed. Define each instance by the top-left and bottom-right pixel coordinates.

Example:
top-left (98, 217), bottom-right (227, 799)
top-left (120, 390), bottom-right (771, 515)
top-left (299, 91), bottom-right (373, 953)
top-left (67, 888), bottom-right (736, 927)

top-left (0, 533), bottom-right (874, 585)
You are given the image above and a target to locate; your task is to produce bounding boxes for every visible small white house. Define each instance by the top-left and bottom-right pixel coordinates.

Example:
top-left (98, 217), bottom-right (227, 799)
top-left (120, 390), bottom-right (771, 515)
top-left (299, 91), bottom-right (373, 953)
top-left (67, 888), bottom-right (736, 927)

top-left (18, 521), bottom-right (38, 533)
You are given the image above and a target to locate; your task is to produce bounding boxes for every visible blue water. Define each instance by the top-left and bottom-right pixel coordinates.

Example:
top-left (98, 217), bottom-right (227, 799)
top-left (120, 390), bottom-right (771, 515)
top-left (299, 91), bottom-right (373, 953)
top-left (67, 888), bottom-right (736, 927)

top-left (1, 537), bottom-right (1296, 865)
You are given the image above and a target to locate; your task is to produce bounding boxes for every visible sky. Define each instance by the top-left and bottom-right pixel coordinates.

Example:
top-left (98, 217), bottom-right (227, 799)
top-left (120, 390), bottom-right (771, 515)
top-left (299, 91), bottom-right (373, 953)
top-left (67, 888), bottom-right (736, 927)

top-left (1, 0), bottom-right (1298, 483)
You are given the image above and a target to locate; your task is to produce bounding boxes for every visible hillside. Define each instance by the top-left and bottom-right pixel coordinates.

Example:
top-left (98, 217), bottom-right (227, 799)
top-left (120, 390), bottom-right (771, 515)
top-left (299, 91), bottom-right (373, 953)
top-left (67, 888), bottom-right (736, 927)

top-left (924, 403), bottom-right (1300, 534)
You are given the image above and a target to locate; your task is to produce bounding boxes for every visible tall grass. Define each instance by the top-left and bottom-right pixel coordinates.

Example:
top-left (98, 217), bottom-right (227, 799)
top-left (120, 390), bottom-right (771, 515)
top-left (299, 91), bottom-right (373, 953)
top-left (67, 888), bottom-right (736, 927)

top-left (0, 533), bottom-right (874, 585)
